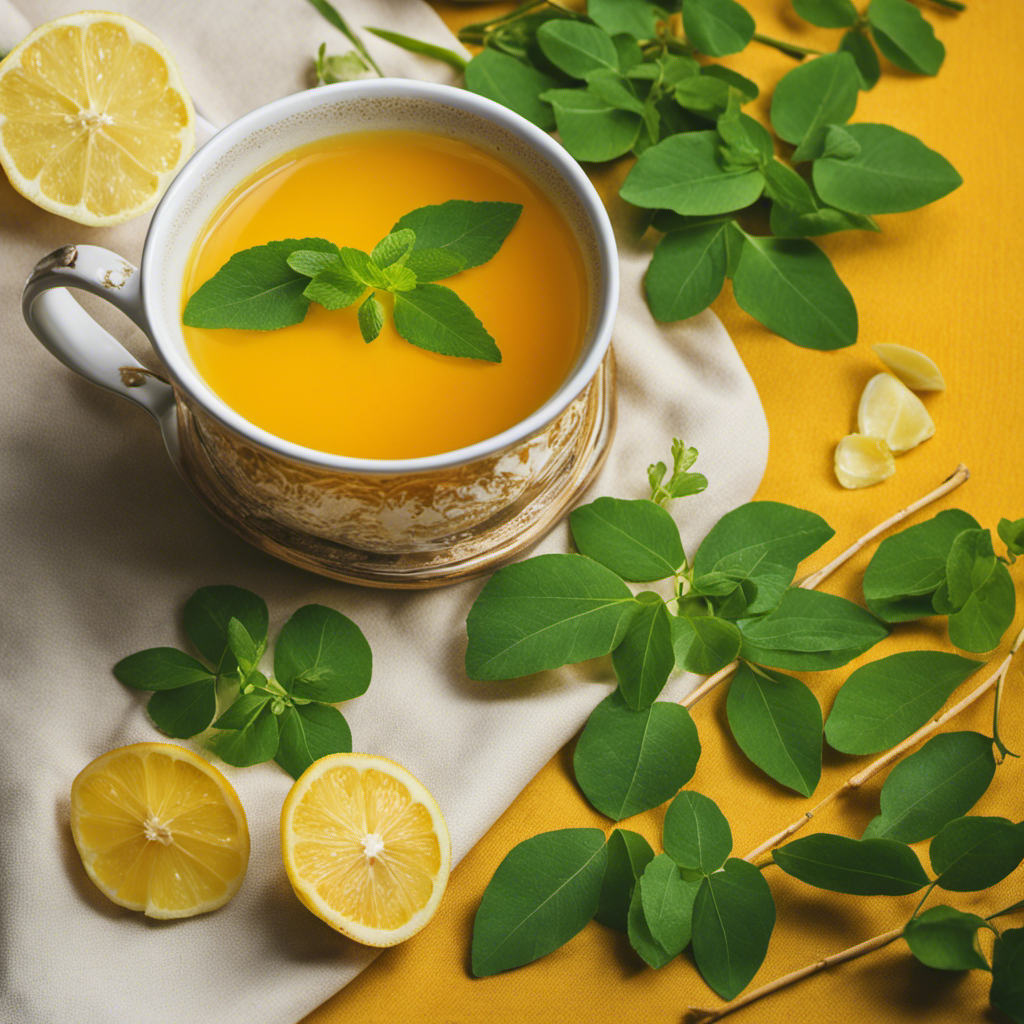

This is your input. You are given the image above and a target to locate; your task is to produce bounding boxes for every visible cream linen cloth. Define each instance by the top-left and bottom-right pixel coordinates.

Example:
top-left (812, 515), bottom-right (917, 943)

top-left (0, 2), bottom-right (769, 1022)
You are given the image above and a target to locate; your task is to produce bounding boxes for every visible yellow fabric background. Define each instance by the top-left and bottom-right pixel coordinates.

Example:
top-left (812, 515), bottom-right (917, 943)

top-left (307, 2), bottom-right (1024, 1021)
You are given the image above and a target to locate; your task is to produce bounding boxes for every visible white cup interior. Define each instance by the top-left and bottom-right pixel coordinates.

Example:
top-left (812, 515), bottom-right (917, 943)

top-left (142, 80), bottom-right (618, 474)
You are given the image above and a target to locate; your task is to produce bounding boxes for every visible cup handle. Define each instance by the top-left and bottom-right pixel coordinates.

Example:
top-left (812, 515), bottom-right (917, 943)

top-left (21, 244), bottom-right (176, 423)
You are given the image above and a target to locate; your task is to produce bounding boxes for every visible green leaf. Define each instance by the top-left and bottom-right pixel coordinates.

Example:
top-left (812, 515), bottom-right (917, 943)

top-left (991, 929), bottom-right (1024, 1023)
top-left (113, 648), bottom-right (215, 691)
top-left (584, 69), bottom-right (645, 114)
top-left (730, 232), bottom-right (858, 350)
top-left (357, 293), bottom-right (384, 343)
top-left (824, 651), bottom-right (983, 754)
top-left (645, 221), bottom-right (730, 323)
top-left (702, 64), bottom-right (759, 101)
top-left (183, 238), bottom-right (339, 330)
top-left (401, 248), bottom-right (466, 283)
top-left (773, 834), bottom-right (929, 895)
top-left (628, 882), bottom-right (675, 968)
top-left (718, 111), bottom-right (774, 167)
top-left (303, 268), bottom-right (366, 310)
top-left (903, 907), bottom-right (990, 972)
top-left (574, 693), bottom-right (701, 820)
top-left (947, 560), bottom-right (1016, 653)
top-left (663, 790), bottom-right (732, 874)
top-left (793, 0), bottom-right (859, 28)
top-left (314, 47), bottom-right (369, 86)
top-left (762, 160), bottom-right (818, 215)
top-left (814, 124), bottom-right (962, 214)
top-left (393, 199), bottom-right (523, 272)
top-left (640, 854), bottom-right (701, 956)
top-left (596, 828), bottom-right (655, 932)
top-left (210, 694), bottom-right (280, 768)
top-left (868, 0), bottom-right (945, 76)
top-left (739, 587), bottom-right (889, 654)
top-left (693, 502), bottom-right (834, 614)
top-left (770, 53), bottom-right (860, 162)
top-left (588, 0), bottom-right (664, 40)
top-left (393, 283), bottom-right (501, 362)
top-left (302, 0), bottom-right (382, 75)
top-left (370, 228), bottom-right (415, 269)
top-left (273, 604), bottom-right (371, 703)
top-left (542, 88), bottom-right (642, 162)
top-left (570, 497), bottom-right (685, 582)
top-left (471, 828), bottom-right (608, 976)
top-left (821, 124), bottom-right (862, 160)
top-left (999, 517), bottom-right (1024, 559)
top-left (727, 664), bottom-right (823, 796)
top-left (620, 131), bottom-right (765, 216)
top-left (464, 48), bottom-right (558, 130)
top-left (682, 0), bottom-right (756, 57)
top-left (536, 20), bottom-right (619, 78)
top-left (183, 586), bottom-right (269, 677)
top-left (363, 26), bottom-right (468, 73)
top-left (931, 816), bottom-right (1024, 892)
top-left (692, 859), bottom-right (776, 999)
top-left (226, 617), bottom-right (262, 678)
top-left (840, 28), bottom-right (881, 90)
top-left (770, 199), bottom-right (879, 237)
top-left (465, 554), bottom-right (640, 680)
top-left (274, 703), bottom-right (352, 780)
top-left (613, 596), bottom-right (675, 709)
top-left (671, 615), bottom-right (742, 676)
top-left (146, 680), bottom-right (217, 738)
top-left (863, 731), bottom-right (997, 843)
top-left (863, 509), bottom-right (980, 621)
top-left (674, 76), bottom-right (732, 116)
top-left (287, 249), bottom-right (346, 277)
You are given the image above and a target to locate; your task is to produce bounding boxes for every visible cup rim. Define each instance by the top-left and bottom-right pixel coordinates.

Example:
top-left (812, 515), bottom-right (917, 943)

top-left (141, 79), bottom-right (618, 475)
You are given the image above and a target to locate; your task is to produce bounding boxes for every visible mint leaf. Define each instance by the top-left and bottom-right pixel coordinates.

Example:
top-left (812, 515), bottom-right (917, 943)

top-left (392, 199), bottom-right (523, 271)
top-left (613, 595), bottom-right (675, 709)
top-left (403, 248), bottom-right (466, 282)
top-left (645, 221), bottom-right (731, 323)
top-left (596, 829), bottom-right (655, 933)
top-left (183, 586), bottom-right (269, 677)
top-left (381, 264), bottom-right (417, 292)
top-left (573, 693), bottom-right (701, 820)
top-left (931, 816), bottom-right (1024, 892)
top-left (465, 553), bottom-right (639, 680)
top-left (682, 0), bottom-right (755, 57)
top-left (464, 48), bottom-right (558, 130)
top-left (541, 88), bottom-right (643, 162)
top-left (903, 906), bottom-right (990, 971)
top-left (868, 0), bottom-right (945, 76)
top-left (773, 834), bottom-right (929, 895)
top-left (303, 268), bottom-right (366, 310)
top-left (370, 228), bottom-right (415, 268)
top-left (727, 663), bottom-right (823, 796)
top-left (287, 249), bottom-right (344, 277)
top-left (770, 53), bottom-right (859, 161)
top-left (536, 20), bottom-right (620, 79)
top-left (393, 283), bottom-right (501, 362)
top-left (357, 293), bottom-right (384, 342)
top-left (692, 859), bottom-right (775, 1000)
top-left (569, 497), bottom-right (685, 582)
top-left (338, 246), bottom-right (387, 287)
top-left (671, 615), bottom-right (741, 675)
top-left (274, 604), bottom-right (372, 703)
top-left (274, 703), bottom-right (352, 779)
top-left (113, 647), bottom-right (214, 691)
top-left (663, 790), bottom-right (732, 875)
top-left (183, 239), bottom-right (338, 330)
top-left (471, 829), bottom-right (608, 976)
top-left (147, 680), bottom-right (217, 738)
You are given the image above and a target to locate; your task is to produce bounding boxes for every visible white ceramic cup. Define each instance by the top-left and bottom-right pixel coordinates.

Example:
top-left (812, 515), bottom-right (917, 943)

top-left (22, 79), bottom-right (619, 586)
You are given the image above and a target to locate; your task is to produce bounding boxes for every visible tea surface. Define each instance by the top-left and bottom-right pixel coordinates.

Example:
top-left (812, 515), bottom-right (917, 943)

top-left (181, 131), bottom-right (588, 459)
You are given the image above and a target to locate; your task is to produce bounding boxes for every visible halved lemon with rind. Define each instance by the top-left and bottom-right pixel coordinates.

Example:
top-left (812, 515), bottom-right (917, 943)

top-left (0, 12), bottom-right (194, 225)
top-left (872, 344), bottom-right (946, 392)
top-left (281, 753), bottom-right (451, 947)
top-left (834, 433), bottom-right (896, 489)
top-left (857, 372), bottom-right (935, 453)
top-left (70, 742), bottom-right (249, 919)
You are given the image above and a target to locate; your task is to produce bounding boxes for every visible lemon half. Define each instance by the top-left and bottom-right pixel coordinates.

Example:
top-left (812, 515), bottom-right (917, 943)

top-left (281, 753), bottom-right (452, 947)
top-left (0, 11), bottom-right (194, 225)
top-left (70, 742), bottom-right (249, 919)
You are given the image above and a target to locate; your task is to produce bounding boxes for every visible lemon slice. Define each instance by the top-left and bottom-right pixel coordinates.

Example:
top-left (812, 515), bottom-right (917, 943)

top-left (70, 742), bottom-right (249, 919)
top-left (281, 753), bottom-right (451, 947)
top-left (857, 372), bottom-right (935, 453)
top-left (872, 344), bottom-right (946, 392)
top-left (0, 12), bottom-right (194, 225)
top-left (834, 434), bottom-right (896, 489)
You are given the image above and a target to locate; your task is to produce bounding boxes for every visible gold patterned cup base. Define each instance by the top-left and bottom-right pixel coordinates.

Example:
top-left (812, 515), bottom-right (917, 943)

top-left (174, 355), bottom-right (616, 588)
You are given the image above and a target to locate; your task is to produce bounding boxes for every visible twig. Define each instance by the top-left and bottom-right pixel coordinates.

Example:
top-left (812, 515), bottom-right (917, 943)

top-left (687, 927), bottom-right (903, 1022)
top-left (751, 33), bottom-right (823, 59)
top-left (678, 465), bottom-right (970, 711)
top-left (743, 632), bottom-right (1022, 864)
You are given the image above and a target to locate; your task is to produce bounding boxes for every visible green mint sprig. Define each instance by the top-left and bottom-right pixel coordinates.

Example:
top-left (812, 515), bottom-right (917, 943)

top-left (182, 199), bottom-right (523, 363)
top-left (113, 585), bottom-right (371, 778)
top-left (337, 1), bottom-right (964, 352)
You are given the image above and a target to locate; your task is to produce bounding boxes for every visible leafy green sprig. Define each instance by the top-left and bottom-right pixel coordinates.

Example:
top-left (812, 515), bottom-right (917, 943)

top-left (113, 585), bottom-right (372, 777)
top-left (313, 42), bottom-right (370, 86)
top-left (182, 200), bottom-right (523, 362)
top-left (351, 0), bottom-right (963, 352)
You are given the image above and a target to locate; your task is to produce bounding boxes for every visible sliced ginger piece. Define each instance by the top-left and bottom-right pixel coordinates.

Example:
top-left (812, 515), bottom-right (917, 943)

top-left (857, 373), bottom-right (935, 453)
top-left (872, 344), bottom-right (946, 392)
top-left (835, 434), bottom-right (895, 489)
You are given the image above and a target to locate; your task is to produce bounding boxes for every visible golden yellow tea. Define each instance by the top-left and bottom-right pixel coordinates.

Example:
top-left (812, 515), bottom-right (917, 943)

top-left (181, 131), bottom-right (588, 459)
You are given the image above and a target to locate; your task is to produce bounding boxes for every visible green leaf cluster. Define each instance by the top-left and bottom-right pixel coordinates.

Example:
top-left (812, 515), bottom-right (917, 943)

top-left (863, 509), bottom-right (1019, 652)
top-left (113, 586), bottom-right (372, 777)
top-left (445, 1), bottom-right (962, 351)
top-left (182, 200), bottom-right (523, 363)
